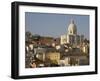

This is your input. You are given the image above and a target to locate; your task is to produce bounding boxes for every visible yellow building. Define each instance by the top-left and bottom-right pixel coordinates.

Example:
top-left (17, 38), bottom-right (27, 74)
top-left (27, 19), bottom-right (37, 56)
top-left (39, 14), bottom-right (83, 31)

top-left (82, 44), bottom-right (89, 54)
top-left (46, 52), bottom-right (60, 64)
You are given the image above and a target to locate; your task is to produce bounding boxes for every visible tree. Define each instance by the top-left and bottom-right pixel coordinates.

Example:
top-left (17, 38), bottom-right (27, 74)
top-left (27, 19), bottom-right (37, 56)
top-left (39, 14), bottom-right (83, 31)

top-left (84, 38), bottom-right (89, 44)
top-left (32, 34), bottom-right (41, 41)
top-left (25, 31), bottom-right (33, 42)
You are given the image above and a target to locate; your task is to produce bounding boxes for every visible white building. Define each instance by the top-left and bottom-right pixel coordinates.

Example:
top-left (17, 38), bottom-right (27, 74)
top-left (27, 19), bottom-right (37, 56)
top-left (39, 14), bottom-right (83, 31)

top-left (61, 35), bottom-right (67, 44)
top-left (60, 19), bottom-right (84, 47)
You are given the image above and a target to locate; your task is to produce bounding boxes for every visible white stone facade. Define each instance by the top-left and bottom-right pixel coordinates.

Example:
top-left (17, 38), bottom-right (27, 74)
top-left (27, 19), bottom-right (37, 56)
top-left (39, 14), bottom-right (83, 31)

top-left (60, 20), bottom-right (84, 46)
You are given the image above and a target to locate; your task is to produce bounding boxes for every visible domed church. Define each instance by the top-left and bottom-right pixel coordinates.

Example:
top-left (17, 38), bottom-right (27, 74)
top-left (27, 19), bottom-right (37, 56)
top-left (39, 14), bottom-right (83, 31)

top-left (61, 19), bottom-right (84, 47)
top-left (68, 20), bottom-right (77, 35)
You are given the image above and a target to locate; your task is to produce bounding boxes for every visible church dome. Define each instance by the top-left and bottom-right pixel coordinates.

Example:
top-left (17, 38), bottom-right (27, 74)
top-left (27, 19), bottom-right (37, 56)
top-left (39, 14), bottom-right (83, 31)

top-left (68, 20), bottom-right (77, 35)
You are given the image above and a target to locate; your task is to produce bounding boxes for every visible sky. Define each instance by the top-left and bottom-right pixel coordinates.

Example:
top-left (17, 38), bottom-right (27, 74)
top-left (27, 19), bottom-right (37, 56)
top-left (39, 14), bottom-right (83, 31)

top-left (25, 12), bottom-right (89, 39)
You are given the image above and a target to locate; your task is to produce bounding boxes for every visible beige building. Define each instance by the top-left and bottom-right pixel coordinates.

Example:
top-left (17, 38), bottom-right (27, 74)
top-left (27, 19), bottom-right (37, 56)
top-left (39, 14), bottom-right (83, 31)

top-left (35, 48), bottom-right (60, 65)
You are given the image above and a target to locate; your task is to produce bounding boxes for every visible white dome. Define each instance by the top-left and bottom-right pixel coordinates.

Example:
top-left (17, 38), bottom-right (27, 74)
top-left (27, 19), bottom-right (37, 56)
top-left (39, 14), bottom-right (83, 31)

top-left (68, 20), bottom-right (77, 35)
